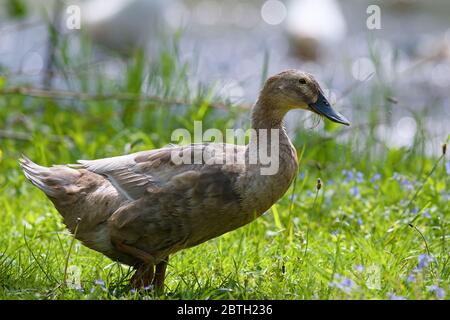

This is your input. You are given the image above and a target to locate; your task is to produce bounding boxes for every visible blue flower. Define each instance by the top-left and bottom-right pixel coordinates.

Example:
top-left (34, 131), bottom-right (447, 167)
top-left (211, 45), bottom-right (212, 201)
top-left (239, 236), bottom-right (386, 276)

top-left (371, 173), bottom-right (381, 183)
top-left (393, 173), bottom-right (414, 191)
top-left (330, 274), bottom-right (355, 294)
top-left (356, 172), bottom-right (364, 183)
top-left (342, 170), bottom-right (365, 183)
top-left (341, 278), bottom-right (354, 288)
top-left (429, 285), bottom-right (445, 299)
top-left (288, 194), bottom-right (298, 201)
top-left (401, 179), bottom-right (414, 191)
top-left (442, 191), bottom-right (450, 202)
top-left (422, 209), bottom-right (431, 219)
top-left (342, 170), bottom-right (354, 182)
top-left (357, 218), bottom-right (363, 226)
top-left (411, 207), bottom-right (419, 215)
top-left (298, 171), bottom-right (305, 180)
top-left (389, 294), bottom-right (406, 300)
top-left (406, 274), bottom-right (416, 283)
top-left (354, 265), bottom-right (364, 273)
top-left (393, 172), bottom-right (401, 181)
top-left (417, 254), bottom-right (433, 270)
top-left (94, 279), bottom-right (105, 287)
top-left (350, 186), bottom-right (360, 197)
top-left (445, 161), bottom-right (450, 175)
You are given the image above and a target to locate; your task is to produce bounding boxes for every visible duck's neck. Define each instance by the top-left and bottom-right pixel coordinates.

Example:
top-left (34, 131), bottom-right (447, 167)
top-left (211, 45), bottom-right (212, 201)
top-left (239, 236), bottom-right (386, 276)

top-left (247, 97), bottom-right (297, 170)
top-left (249, 97), bottom-right (291, 148)
top-left (240, 97), bottom-right (298, 216)
top-left (251, 96), bottom-right (286, 131)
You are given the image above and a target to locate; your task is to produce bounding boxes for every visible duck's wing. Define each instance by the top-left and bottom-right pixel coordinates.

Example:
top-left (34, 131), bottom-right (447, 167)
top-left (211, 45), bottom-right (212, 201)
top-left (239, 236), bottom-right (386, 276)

top-left (76, 143), bottom-right (248, 261)
top-left (77, 147), bottom-right (176, 200)
top-left (77, 144), bottom-right (245, 201)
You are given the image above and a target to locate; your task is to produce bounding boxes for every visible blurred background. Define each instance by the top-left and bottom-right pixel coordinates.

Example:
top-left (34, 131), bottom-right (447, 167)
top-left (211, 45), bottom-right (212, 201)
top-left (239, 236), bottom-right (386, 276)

top-left (1, 0), bottom-right (449, 155)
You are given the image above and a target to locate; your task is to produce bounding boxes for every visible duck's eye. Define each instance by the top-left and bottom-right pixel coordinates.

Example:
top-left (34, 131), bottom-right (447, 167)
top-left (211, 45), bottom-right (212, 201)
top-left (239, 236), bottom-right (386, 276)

top-left (299, 79), bottom-right (307, 85)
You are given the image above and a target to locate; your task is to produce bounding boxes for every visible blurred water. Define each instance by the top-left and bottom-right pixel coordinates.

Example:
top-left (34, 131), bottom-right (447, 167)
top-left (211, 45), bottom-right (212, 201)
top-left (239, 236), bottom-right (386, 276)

top-left (0, 0), bottom-right (449, 152)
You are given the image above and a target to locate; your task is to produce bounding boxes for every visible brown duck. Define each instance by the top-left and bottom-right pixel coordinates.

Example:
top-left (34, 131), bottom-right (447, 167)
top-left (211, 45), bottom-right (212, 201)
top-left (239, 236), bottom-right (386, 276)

top-left (20, 70), bottom-right (349, 291)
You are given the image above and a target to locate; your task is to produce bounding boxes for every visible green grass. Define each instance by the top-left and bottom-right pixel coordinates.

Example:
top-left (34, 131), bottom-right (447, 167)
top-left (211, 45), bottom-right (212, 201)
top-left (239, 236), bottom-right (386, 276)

top-left (0, 36), bottom-right (448, 300)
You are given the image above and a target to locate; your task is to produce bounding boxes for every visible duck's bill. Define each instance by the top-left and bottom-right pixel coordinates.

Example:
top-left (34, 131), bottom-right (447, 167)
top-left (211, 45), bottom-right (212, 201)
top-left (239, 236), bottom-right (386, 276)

top-left (309, 91), bottom-right (350, 126)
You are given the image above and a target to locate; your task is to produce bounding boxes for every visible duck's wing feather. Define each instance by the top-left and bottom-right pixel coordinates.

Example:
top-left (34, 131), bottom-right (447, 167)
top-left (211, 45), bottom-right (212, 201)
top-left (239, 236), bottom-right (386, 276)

top-left (77, 144), bottom-right (245, 201)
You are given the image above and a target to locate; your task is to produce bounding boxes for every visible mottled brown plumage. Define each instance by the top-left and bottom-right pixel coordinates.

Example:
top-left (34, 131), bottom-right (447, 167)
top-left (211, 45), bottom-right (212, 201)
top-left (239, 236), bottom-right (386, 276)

top-left (19, 70), bottom-right (349, 290)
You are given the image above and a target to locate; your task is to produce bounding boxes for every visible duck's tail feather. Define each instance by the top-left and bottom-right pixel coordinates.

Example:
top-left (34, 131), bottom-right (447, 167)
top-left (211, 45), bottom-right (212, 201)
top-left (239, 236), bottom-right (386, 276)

top-left (19, 155), bottom-right (81, 198)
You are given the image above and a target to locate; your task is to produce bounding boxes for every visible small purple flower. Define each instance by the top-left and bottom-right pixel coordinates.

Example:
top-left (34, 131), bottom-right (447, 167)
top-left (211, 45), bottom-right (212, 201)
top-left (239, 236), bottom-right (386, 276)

top-left (422, 209), bottom-right (431, 219)
top-left (350, 186), bottom-right (360, 197)
top-left (417, 254), bottom-right (433, 270)
top-left (406, 274), bottom-right (416, 283)
top-left (442, 191), bottom-right (450, 202)
top-left (371, 173), bottom-right (381, 183)
top-left (445, 161), bottom-right (450, 175)
top-left (411, 207), bottom-right (419, 215)
top-left (354, 264), bottom-right (364, 273)
top-left (144, 285), bottom-right (153, 291)
top-left (94, 279), bottom-right (105, 287)
top-left (331, 230), bottom-right (339, 236)
top-left (401, 179), bottom-right (413, 191)
top-left (389, 294), bottom-right (406, 300)
top-left (393, 173), bottom-right (414, 191)
top-left (357, 218), bottom-right (363, 226)
top-left (342, 170), bottom-right (354, 183)
top-left (330, 274), bottom-right (355, 294)
top-left (341, 278), bottom-right (354, 287)
top-left (130, 288), bottom-right (137, 294)
top-left (385, 211), bottom-right (390, 220)
top-left (428, 285), bottom-right (445, 299)
top-left (356, 172), bottom-right (364, 183)
top-left (298, 171), bottom-right (305, 180)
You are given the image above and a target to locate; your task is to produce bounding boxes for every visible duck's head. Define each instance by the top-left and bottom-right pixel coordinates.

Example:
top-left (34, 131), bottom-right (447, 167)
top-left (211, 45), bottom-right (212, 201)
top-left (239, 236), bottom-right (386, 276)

top-left (260, 69), bottom-right (350, 126)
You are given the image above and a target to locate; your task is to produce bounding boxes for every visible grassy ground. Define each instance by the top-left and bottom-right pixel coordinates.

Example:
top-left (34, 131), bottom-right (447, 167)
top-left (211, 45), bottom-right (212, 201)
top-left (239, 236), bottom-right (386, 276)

top-left (0, 38), bottom-right (448, 300)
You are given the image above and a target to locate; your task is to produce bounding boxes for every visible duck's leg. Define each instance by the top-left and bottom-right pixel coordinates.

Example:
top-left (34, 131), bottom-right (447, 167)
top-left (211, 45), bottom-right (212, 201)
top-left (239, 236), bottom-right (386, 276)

top-left (112, 240), bottom-right (157, 288)
top-left (131, 264), bottom-right (154, 289)
top-left (152, 256), bottom-right (169, 291)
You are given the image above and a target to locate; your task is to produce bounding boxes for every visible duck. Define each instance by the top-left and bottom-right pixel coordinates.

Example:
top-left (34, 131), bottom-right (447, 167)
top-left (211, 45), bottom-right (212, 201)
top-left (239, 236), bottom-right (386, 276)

top-left (19, 70), bottom-right (350, 291)
top-left (285, 0), bottom-right (347, 60)
top-left (80, 0), bottom-right (177, 54)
